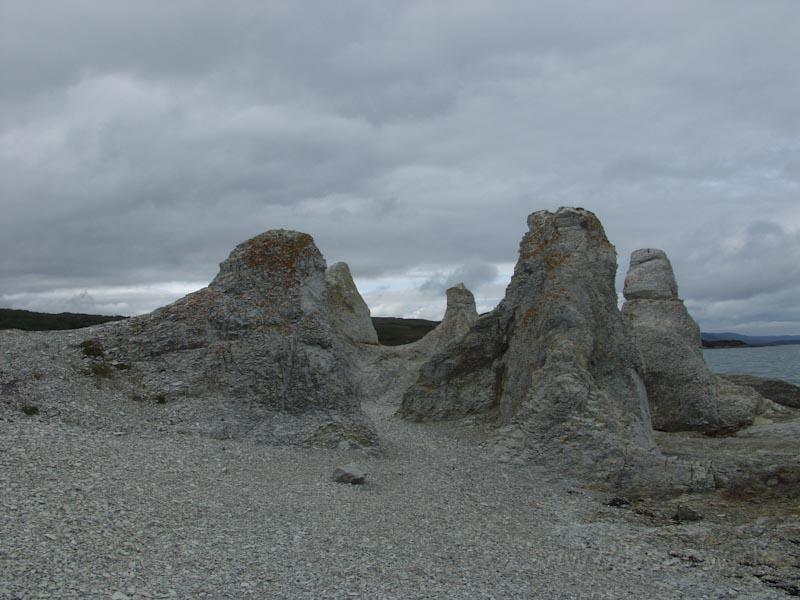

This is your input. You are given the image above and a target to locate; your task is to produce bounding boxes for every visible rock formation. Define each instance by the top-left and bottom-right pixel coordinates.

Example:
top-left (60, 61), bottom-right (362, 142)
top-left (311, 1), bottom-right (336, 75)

top-left (88, 230), bottom-right (376, 444)
top-left (621, 249), bottom-right (756, 433)
top-left (325, 262), bottom-right (379, 345)
top-left (414, 283), bottom-right (479, 355)
top-left (399, 208), bottom-right (665, 486)
top-left (719, 373), bottom-right (800, 409)
top-left (6, 210), bottom-right (800, 503)
top-left (356, 283), bottom-right (479, 407)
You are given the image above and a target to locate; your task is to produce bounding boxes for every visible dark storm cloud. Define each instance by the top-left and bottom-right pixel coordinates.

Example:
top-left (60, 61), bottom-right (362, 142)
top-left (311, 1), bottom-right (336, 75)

top-left (1, 1), bottom-right (799, 331)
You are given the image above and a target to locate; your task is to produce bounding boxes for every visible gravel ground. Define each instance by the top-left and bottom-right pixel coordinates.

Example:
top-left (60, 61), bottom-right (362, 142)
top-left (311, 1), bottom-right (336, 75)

top-left (1, 393), bottom-right (793, 600)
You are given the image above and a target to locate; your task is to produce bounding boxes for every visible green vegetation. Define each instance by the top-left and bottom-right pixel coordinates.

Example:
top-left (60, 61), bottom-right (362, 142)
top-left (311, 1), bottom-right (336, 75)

top-left (0, 308), bottom-right (126, 331)
top-left (79, 339), bottom-right (105, 358)
top-left (1, 308), bottom-right (438, 347)
top-left (371, 317), bottom-right (439, 346)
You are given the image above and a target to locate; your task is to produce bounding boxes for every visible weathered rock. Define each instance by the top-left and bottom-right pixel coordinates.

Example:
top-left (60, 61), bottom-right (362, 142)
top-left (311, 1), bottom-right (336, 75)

top-left (621, 249), bottom-right (755, 434)
top-left (325, 262), bottom-right (379, 345)
top-left (400, 207), bottom-right (667, 488)
top-left (714, 375), bottom-right (768, 426)
top-left (673, 505), bottom-right (703, 522)
top-left (656, 425), bottom-right (800, 494)
top-left (443, 283), bottom-right (477, 321)
top-left (413, 283), bottom-right (479, 355)
top-left (605, 496), bottom-right (632, 508)
top-left (333, 462), bottom-right (366, 484)
top-left (623, 249), bottom-right (679, 300)
top-left (355, 283), bottom-right (479, 408)
top-left (719, 373), bottom-right (800, 409)
top-left (84, 230), bottom-right (376, 443)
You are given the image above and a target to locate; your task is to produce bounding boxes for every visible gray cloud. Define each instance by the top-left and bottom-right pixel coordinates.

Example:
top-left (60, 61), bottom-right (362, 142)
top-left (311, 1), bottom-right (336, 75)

top-left (419, 262), bottom-right (500, 295)
top-left (1, 1), bottom-right (799, 333)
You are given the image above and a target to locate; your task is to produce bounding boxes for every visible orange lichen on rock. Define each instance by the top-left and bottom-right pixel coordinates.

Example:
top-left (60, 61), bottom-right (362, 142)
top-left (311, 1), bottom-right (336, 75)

top-left (521, 306), bottom-right (538, 328)
top-left (545, 252), bottom-right (571, 271)
top-left (243, 232), bottom-right (316, 272)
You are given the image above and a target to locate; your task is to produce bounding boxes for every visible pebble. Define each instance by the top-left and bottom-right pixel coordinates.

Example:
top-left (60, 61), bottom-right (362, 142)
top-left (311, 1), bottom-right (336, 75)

top-left (0, 328), bottom-right (795, 599)
top-left (333, 462), bottom-right (366, 484)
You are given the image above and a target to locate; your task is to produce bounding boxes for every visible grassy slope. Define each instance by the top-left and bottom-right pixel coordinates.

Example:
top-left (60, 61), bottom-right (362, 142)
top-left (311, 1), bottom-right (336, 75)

top-left (371, 317), bottom-right (439, 346)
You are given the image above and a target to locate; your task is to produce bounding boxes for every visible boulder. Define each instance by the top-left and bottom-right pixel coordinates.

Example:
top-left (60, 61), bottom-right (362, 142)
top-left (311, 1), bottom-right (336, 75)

top-left (714, 375), bottom-right (768, 426)
top-left (719, 373), bottom-right (800, 409)
top-left (400, 207), bottom-right (665, 486)
top-left (673, 505), bottom-right (703, 522)
top-left (623, 249), bottom-right (678, 300)
top-left (325, 262), bottom-right (379, 345)
top-left (621, 249), bottom-right (756, 433)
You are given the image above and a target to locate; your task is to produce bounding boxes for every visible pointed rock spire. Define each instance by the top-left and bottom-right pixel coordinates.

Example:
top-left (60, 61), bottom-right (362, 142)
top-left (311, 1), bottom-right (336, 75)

top-left (325, 262), bottom-right (379, 345)
top-left (416, 282), bottom-right (479, 354)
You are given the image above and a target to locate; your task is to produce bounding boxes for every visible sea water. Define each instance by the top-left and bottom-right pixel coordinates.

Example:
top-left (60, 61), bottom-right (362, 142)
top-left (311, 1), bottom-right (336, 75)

top-left (703, 344), bottom-right (800, 385)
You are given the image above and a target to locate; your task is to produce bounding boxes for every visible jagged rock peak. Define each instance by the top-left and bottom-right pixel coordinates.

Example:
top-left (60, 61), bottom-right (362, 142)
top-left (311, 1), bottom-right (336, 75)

top-left (326, 262), bottom-right (379, 345)
top-left (211, 229), bottom-right (325, 293)
top-left (623, 248), bottom-right (678, 301)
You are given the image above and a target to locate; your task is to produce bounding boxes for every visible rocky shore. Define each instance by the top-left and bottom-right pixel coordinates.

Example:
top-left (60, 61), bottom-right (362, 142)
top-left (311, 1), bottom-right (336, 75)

top-left (2, 207), bottom-right (799, 599)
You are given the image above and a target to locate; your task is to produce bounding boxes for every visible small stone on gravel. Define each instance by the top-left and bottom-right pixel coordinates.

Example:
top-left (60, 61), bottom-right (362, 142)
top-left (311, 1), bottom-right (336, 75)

top-left (605, 496), bottom-right (632, 508)
top-left (673, 505), bottom-right (704, 522)
top-left (333, 463), bottom-right (366, 484)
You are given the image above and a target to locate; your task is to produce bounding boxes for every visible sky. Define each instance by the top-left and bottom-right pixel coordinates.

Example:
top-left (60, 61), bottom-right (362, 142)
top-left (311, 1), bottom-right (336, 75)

top-left (1, 1), bottom-right (799, 334)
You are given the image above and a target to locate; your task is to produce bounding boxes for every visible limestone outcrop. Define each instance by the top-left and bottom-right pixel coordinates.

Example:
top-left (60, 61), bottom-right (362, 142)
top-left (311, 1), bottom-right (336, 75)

top-left (621, 249), bottom-right (756, 433)
top-left (325, 262), bottom-right (379, 345)
top-left (414, 283), bottom-right (479, 355)
top-left (399, 208), bottom-right (666, 486)
top-left (88, 230), bottom-right (376, 444)
top-left (356, 283), bottom-right (479, 407)
top-left (719, 373), bottom-right (800, 409)
top-left (623, 248), bottom-right (678, 301)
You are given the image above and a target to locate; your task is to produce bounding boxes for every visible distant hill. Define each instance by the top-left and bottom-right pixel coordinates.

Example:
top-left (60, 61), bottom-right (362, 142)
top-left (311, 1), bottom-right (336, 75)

top-left (0, 308), bottom-right (127, 331)
top-left (701, 332), bottom-right (800, 349)
top-left (0, 308), bottom-right (437, 344)
top-left (371, 317), bottom-right (439, 346)
top-left (5, 307), bottom-right (799, 350)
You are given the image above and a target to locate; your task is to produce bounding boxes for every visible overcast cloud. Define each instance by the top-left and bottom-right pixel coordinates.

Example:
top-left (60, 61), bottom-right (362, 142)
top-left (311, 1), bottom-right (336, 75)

top-left (1, 1), bottom-right (799, 333)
